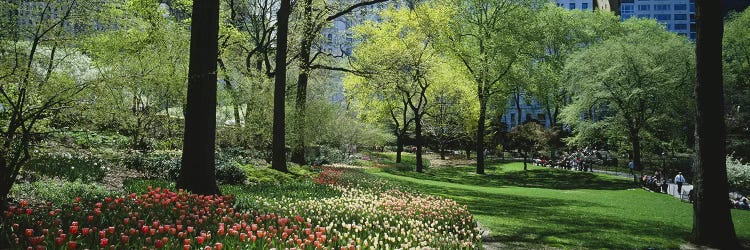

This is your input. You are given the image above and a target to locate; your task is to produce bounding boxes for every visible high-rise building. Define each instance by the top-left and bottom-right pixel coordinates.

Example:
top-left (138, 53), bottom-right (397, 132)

top-left (620, 0), bottom-right (696, 40)
top-left (556, 0), bottom-right (594, 11)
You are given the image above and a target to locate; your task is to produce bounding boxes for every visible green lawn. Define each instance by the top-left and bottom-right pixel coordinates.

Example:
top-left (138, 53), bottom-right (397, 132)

top-left (371, 162), bottom-right (750, 249)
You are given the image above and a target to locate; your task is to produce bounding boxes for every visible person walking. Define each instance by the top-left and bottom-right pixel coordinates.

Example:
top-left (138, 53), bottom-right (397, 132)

top-left (628, 160), bottom-right (636, 182)
top-left (674, 172), bottom-right (686, 194)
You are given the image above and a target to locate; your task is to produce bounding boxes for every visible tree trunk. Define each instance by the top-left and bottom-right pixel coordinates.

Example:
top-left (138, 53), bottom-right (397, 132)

top-left (291, 0), bottom-right (314, 166)
top-left (515, 89), bottom-right (522, 125)
top-left (396, 135), bottom-right (403, 163)
top-left (629, 128), bottom-right (642, 170)
top-left (523, 153), bottom-right (528, 171)
top-left (233, 104), bottom-right (241, 127)
top-left (415, 115), bottom-right (424, 173)
top-left (476, 98), bottom-right (487, 174)
top-left (691, 0), bottom-right (739, 248)
top-left (439, 143), bottom-right (446, 160)
top-left (177, 0), bottom-right (221, 195)
top-left (271, 0), bottom-right (291, 172)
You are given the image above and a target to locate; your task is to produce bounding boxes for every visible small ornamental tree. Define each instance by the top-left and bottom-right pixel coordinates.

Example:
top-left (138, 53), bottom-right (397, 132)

top-left (508, 122), bottom-right (546, 171)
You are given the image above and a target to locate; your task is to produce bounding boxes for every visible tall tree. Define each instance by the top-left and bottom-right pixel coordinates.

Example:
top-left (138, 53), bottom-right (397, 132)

top-left (177, 0), bottom-right (221, 195)
top-left (346, 5), bottom-right (447, 172)
top-left (562, 19), bottom-right (694, 171)
top-left (690, 0), bottom-right (740, 248)
top-left (271, 0), bottom-right (291, 172)
top-left (290, 0), bottom-right (389, 165)
top-left (441, 0), bottom-right (536, 174)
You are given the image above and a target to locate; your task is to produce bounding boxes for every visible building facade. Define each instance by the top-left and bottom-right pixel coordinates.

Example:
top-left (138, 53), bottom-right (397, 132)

top-left (620, 0), bottom-right (696, 40)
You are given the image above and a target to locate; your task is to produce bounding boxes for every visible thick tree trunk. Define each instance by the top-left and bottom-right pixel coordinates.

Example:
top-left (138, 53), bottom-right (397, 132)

top-left (439, 143), bottom-right (446, 160)
top-left (691, 0), bottom-right (739, 248)
top-left (476, 98), bottom-right (487, 174)
top-left (415, 115), bottom-right (424, 173)
top-left (523, 153), bottom-right (528, 171)
top-left (177, 0), bottom-right (221, 195)
top-left (271, 0), bottom-right (291, 172)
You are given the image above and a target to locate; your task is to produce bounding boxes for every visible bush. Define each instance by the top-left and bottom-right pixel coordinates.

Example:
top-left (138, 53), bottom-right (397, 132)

top-left (215, 162), bottom-right (247, 185)
top-left (240, 164), bottom-right (295, 185)
top-left (728, 155), bottom-right (750, 194)
top-left (123, 150), bottom-right (181, 180)
top-left (10, 180), bottom-right (115, 206)
top-left (26, 149), bottom-right (107, 182)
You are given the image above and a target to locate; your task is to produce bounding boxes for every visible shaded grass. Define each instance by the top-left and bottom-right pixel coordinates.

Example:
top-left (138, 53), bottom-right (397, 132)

top-left (373, 162), bottom-right (750, 249)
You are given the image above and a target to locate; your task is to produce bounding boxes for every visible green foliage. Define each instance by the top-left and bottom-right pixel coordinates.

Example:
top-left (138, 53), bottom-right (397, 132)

top-left (240, 164), bottom-right (295, 185)
top-left (122, 178), bottom-right (175, 194)
top-left (562, 18), bottom-right (695, 156)
top-left (123, 150), bottom-right (182, 180)
top-left (26, 150), bottom-right (108, 182)
top-left (11, 180), bottom-right (115, 205)
top-left (728, 155), bottom-right (750, 194)
top-left (214, 162), bottom-right (246, 185)
top-left (724, 8), bottom-right (750, 162)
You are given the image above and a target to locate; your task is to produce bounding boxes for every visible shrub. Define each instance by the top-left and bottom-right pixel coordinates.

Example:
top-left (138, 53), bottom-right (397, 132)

top-left (10, 180), bottom-right (115, 206)
top-left (240, 164), bottom-right (295, 185)
top-left (215, 162), bottom-right (247, 185)
top-left (123, 150), bottom-right (181, 180)
top-left (26, 149), bottom-right (107, 182)
top-left (728, 155), bottom-right (750, 194)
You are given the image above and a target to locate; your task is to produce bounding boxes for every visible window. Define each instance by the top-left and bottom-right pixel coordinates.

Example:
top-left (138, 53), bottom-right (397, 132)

top-left (654, 4), bottom-right (670, 11)
top-left (674, 23), bottom-right (687, 30)
top-left (674, 14), bottom-right (687, 20)
top-left (690, 3), bottom-right (695, 12)
top-left (638, 4), bottom-right (650, 11)
top-left (654, 14), bottom-right (671, 20)
top-left (326, 34), bottom-right (332, 41)
top-left (674, 4), bottom-right (687, 10)
top-left (621, 5), bottom-right (634, 11)
top-left (569, 3), bottom-right (575, 9)
top-left (582, 3), bottom-right (589, 9)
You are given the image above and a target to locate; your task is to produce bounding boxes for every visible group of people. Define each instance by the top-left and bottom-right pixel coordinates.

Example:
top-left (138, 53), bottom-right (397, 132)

top-left (534, 147), bottom-right (598, 172)
top-left (731, 196), bottom-right (750, 210)
top-left (639, 171), bottom-right (689, 199)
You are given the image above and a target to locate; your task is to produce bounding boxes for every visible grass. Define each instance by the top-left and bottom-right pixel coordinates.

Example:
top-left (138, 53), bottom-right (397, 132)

top-left (371, 162), bottom-right (750, 249)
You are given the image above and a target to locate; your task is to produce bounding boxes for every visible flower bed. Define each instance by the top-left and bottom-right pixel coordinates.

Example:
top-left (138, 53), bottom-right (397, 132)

top-left (2, 187), bottom-right (331, 249)
top-left (237, 167), bottom-right (483, 249)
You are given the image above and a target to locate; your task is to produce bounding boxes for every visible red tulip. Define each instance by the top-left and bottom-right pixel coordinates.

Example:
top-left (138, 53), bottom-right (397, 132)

top-left (155, 239), bottom-right (164, 249)
top-left (24, 228), bottom-right (33, 237)
top-left (69, 225), bottom-right (78, 235)
top-left (121, 235), bottom-right (129, 244)
top-left (99, 238), bottom-right (108, 248)
top-left (214, 243), bottom-right (223, 250)
top-left (67, 241), bottom-right (76, 249)
top-left (55, 237), bottom-right (64, 246)
top-left (196, 236), bottom-right (205, 245)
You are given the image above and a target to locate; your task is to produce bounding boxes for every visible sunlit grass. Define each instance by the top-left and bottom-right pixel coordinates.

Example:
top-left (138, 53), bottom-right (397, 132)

top-left (373, 162), bottom-right (750, 249)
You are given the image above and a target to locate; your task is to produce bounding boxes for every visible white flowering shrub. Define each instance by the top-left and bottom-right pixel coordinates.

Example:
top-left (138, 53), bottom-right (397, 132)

top-left (727, 156), bottom-right (750, 194)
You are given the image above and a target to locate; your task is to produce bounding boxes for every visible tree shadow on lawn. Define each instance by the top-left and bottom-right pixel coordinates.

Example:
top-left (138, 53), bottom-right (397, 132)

top-left (386, 165), bottom-right (636, 190)
top-left (407, 184), bottom-right (689, 249)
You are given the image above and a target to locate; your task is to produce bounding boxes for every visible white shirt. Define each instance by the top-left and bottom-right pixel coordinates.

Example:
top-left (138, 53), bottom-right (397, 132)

top-left (675, 174), bottom-right (686, 183)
